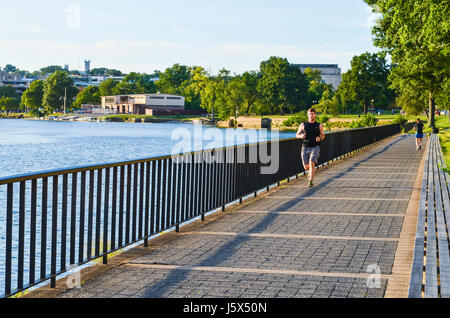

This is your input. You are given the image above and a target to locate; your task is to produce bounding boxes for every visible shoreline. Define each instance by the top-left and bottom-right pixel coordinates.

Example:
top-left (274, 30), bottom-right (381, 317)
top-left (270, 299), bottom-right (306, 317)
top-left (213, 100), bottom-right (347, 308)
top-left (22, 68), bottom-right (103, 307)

top-left (0, 114), bottom-right (408, 133)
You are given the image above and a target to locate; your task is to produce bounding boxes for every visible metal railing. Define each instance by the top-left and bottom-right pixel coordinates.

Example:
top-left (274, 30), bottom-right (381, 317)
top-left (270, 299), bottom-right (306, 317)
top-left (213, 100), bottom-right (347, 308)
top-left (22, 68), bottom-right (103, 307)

top-left (0, 123), bottom-right (402, 297)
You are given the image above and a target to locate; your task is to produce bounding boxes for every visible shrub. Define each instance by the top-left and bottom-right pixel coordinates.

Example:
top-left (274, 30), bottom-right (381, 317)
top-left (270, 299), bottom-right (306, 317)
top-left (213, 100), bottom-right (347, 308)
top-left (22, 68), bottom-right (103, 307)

top-left (349, 113), bottom-right (378, 129)
top-left (349, 119), bottom-right (366, 129)
top-left (362, 113), bottom-right (378, 126)
top-left (317, 114), bottom-right (330, 124)
top-left (28, 109), bottom-right (45, 117)
top-left (282, 111), bottom-right (307, 127)
top-left (392, 114), bottom-right (408, 129)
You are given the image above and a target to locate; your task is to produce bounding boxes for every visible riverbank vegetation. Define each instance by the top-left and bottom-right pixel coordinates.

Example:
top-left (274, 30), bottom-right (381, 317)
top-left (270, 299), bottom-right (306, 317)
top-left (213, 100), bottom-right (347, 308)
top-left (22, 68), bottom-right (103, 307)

top-left (0, 53), bottom-right (412, 121)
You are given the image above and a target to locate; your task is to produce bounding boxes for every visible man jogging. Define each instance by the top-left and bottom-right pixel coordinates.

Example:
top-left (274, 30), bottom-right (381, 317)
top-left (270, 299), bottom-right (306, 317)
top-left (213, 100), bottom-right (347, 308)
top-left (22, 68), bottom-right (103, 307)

top-left (413, 118), bottom-right (424, 150)
top-left (296, 108), bottom-right (325, 187)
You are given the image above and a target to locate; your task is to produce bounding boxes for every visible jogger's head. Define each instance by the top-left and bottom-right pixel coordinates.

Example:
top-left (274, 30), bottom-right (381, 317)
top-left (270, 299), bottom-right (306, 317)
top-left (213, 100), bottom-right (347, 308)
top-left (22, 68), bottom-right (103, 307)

top-left (307, 108), bottom-right (317, 122)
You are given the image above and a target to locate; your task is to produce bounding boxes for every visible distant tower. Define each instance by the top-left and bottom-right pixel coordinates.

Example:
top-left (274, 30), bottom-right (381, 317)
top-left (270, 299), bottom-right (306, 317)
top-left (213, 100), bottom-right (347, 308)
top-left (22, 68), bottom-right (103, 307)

top-left (84, 60), bottom-right (91, 74)
top-left (64, 64), bottom-right (69, 71)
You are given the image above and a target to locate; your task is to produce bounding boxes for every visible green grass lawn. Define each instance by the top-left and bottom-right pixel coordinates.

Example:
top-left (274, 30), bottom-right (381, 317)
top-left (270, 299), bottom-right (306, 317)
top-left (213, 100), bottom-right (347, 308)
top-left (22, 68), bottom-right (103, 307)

top-left (431, 116), bottom-right (450, 167)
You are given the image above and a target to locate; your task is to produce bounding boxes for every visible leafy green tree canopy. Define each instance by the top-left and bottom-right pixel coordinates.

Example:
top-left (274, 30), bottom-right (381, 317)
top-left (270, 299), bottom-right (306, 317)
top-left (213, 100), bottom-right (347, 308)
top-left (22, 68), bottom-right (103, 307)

top-left (336, 52), bottom-right (394, 114)
top-left (114, 72), bottom-right (158, 95)
top-left (21, 80), bottom-right (44, 110)
top-left (364, 0), bottom-right (449, 127)
top-left (42, 71), bottom-right (78, 113)
top-left (74, 85), bottom-right (100, 107)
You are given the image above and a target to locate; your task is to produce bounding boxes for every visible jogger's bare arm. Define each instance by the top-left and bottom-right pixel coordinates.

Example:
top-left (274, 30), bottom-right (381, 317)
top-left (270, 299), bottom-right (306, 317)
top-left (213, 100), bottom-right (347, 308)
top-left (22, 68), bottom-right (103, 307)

top-left (315, 124), bottom-right (325, 142)
top-left (296, 123), bottom-right (305, 139)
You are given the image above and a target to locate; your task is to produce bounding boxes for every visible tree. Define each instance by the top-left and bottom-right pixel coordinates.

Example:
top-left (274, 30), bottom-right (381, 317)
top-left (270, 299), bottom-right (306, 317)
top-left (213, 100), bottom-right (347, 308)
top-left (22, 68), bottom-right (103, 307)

top-left (156, 64), bottom-right (191, 95)
top-left (0, 97), bottom-right (19, 113)
top-left (21, 80), bottom-right (44, 111)
top-left (74, 85), bottom-right (100, 107)
top-left (257, 56), bottom-right (309, 115)
top-left (0, 86), bottom-right (19, 99)
top-left (395, 88), bottom-right (428, 116)
top-left (90, 68), bottom-right (123, 76)
top-left (38, 65), bottom-right (65, 75)
top-left (304, 67), bottom-right (330, 105)
top-left (98, 78), bottom-right (119, 97)
top-left (237, 71), bottom-right (260, 115)
top-left (89, 68), bottom-right (108, 75)
top-left (42, 71), bottom-right (78, 113)
top-left (105, 69), bottom-right (123, 76)
top-left (336, 52), bottom-right (394, 114)
top-left (114, 72), bottom-right (158, 95)
top-left (222, 71), bottom-right (261, 117)
top-left (3, 64), bottom-right (17, 73)
top-left (315, 86), bottom-right (339, 116)
top-left (364, 0), bottom-right (449, 128)
top-left (182, 66), bottom-right (208, 110)
top-left (200, 69), bottom-right (231, 120)
top-left (224, 76), bottom-right (245, 118)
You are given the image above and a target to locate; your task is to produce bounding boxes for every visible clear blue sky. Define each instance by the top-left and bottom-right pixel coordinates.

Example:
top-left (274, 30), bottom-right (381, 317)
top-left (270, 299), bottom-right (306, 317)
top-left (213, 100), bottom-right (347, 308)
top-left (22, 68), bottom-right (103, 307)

top-left (0, 0), bottom-right (380, 74)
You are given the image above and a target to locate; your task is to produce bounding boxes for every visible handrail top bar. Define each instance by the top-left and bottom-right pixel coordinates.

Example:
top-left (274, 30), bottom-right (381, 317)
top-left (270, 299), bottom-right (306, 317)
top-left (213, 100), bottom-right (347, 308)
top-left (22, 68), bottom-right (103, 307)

top-left (0, 123), bottom-right (399, 185)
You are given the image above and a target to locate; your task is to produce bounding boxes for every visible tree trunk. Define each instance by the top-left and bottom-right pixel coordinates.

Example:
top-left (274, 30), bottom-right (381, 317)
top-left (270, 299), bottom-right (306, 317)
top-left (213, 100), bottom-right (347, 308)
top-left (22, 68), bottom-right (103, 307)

top-left (428, 91), bottom-right (435, 129)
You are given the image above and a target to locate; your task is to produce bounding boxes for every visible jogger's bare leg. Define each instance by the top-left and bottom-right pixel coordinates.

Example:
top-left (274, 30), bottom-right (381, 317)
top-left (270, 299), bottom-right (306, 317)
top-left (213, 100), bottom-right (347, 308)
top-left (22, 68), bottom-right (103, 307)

top-left (309, 161), bottom-right (316, 181)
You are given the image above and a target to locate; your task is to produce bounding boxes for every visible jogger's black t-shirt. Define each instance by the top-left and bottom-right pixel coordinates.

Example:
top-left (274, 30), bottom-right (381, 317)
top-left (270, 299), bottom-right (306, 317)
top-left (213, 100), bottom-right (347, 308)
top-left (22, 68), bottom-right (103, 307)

top-left (302, 121), bottom-right (321, 147)
top-left (415, 122), bottom-right (424, 135)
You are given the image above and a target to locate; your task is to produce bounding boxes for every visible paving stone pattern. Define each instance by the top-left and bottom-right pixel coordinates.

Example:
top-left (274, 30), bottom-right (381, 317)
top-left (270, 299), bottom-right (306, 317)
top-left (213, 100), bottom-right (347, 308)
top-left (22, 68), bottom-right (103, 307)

top-left (59, 134), bottom-right (424, 298)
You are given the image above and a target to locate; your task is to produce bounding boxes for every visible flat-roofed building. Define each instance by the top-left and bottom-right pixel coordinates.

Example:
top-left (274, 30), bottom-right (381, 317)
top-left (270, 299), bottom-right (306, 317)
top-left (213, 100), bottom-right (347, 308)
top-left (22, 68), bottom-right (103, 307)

top-left (101, 93), bottom-right (185, 115)
top-left (294, 64), bottom-right (342, 90)
top-left (0, 71), bottom-right (35, 94)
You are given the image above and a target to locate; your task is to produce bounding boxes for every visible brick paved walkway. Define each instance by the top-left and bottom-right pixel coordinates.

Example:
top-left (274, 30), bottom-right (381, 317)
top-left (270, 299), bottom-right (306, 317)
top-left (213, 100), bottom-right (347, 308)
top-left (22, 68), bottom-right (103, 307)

top-left (58, 133), bottom-right (426, 298)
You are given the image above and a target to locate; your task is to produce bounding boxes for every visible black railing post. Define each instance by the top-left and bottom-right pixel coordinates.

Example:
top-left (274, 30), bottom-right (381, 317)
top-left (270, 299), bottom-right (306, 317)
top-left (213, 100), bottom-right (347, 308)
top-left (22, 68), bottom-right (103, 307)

top-left (51, 176), bottom-right (58, 288)
top-left (40, 177), bottom-right (48, 281)
top-left (95, 169), bottom-right (102, 257)
top-left (5, 183), bottom-right (13, 296)
top-left (160, 159), bottom-right (167, 233)
top-left (166, 158), bottom-right (173, 232)
top-left (103, 168), bottom-right (110, 264)
top-left (139, 162), bottom-right (145, 240)
top-left (87, 171), bottom-right (94, 259)
top-left (144, 162), bottom-right (150, 247)
top-left (132, 164), bottom-right (138, 242)
top-left (170, 158), bottom-right (177, 229)
top-left (18, 181), bottom-right (25, 290)
top-left (201, 151), bottom-right (206, 221)
top-left (79, 171), bottom-right (86, 264)
top-left (70, 172), bottom-right (78, 265)
top-left (29, 179), bottom-right (37, 285)
top-left (151, 161), bottom-right (156, 235)
top-left (111, 168), bottom-right (117, 251)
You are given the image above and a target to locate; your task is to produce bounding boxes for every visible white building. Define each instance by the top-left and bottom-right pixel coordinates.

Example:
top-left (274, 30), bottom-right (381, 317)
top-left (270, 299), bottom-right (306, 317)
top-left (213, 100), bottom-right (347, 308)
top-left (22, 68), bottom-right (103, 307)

top-left (101, 93), bottom-right (185, 115)
top-left (294, 64), bottom-right (342, 90)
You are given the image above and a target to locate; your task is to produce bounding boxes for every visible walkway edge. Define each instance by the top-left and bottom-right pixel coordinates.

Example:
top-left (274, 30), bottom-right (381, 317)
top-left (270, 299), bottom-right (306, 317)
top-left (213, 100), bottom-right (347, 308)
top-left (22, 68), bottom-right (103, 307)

top-left (384, 137), bottom-right (428, 298)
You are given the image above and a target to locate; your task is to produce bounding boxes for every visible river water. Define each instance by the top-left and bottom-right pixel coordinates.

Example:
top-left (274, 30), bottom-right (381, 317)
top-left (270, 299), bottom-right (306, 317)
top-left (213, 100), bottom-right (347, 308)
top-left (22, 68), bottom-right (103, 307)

top-left (0, 119), bottom-right (295, 295)
top-left (0, 119), bottom-right (295, 178)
